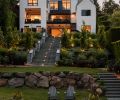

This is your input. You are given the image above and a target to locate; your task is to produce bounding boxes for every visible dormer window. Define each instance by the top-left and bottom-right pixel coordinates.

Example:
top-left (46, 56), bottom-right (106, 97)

top-left (28, 0), bottom-right (38, 6)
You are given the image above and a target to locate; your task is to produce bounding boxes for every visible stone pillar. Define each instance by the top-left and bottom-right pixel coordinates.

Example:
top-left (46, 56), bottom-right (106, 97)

top-left (27, 49), bottom-right (34, 64)
top-left (38, 40), bottom-right (41, 51)
top-left (55, 49), bottom-right (60, 62)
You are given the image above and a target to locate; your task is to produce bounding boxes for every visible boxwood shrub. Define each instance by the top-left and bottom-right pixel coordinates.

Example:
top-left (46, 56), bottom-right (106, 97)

top-left (0, 48), bottom-right (27, 65)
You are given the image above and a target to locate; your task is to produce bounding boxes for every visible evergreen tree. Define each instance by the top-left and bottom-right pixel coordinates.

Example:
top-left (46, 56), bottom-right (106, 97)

top-left (110, 9), bottom-right (120, 27)
top-left (102, 0), bottom-right (120, 15)
top-left (93, 0), bottom-right (102, 17)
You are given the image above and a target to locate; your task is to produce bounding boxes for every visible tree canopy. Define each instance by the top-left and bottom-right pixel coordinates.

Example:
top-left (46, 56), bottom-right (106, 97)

top-left (102, 0), bottom-right (120, 15)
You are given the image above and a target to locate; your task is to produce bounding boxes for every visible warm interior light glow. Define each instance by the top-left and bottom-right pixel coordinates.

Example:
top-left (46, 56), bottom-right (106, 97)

top-left (25, 8), bottom-right (41, 22)
top-left (82, 25), bottom-right (91, 32)
top-left (51, 15), bottom-right (55, 20)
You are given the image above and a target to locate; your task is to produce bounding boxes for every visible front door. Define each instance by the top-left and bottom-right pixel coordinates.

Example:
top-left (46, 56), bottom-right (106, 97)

top-left (51, 29), bottom-right (62, 37)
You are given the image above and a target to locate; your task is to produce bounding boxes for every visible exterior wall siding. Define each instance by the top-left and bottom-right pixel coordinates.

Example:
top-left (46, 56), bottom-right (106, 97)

top-left (76, 0), bottom-right (96, 33)
top-left (20, 0), bottom-right (96, 33)
top-left (20, 0), bottom-right (47, 30)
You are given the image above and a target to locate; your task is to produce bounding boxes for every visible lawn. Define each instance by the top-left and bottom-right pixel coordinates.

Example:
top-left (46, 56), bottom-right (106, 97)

top-left (0, 87), bottom-right (106, 100)
top-left (0, 66), bottom-right (107, 74)
top-left (0, 66), bottom-right (107, 100)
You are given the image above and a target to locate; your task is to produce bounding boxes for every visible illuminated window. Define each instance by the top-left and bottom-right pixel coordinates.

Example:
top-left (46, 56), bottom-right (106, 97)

top-left (62, 0), bottom-right (71, 10)
top-left (25, 8), bottom-right (41, 24)
top-left (28, 0), bottom-right (38, 6)
top-left (82, 25), bottom-right (91, 32)
top-left (81, 10), bottom-right (91, 16)
top-left (50, 0), bottom-right (58, 10)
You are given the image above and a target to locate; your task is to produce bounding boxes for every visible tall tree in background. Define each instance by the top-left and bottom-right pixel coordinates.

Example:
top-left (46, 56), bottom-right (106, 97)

top-left (102, 0), bottom-right (119, 15)
top-left (0, 0), bottom-right (17, 33)
top-left (93, 0), bottom-right (102, 32)
top-left (93, 0), bottom-right (102, 17)
top-left (110, 9), bottom-right (120, 27)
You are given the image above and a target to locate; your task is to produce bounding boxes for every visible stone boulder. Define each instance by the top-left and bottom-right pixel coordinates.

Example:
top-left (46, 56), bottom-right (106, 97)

top-left (96, 88), bottom-right (103, 95)
top-left (67, 73), bottom-right (76, 79)
top-left (0, 79), bottom-right (8, 86)
top-left (50, 76), bottom-right (61, 88)
top-left (8, 78), bottom-right (24, 87)
top-left (34, 73), bottom-right (42, 78)
top-left (77, 81), bottom-right (84, 88)
top-left (61, 78), bottom-right (68, 87)
top-left (58, 72), bottom-right (66, 78)
top-left (25, 75), bottom-right (38, 87)
top-left (81, 74), bottom-right (95, 88)
top-left (67, 78), bottom-right (76, 85)
top-left (42, 72), bottom-right (50, 77)
top-left (90, 83), bottom-right (99, 92)
top-left (15, 72), bottom-right (26, 78)
top-left (2, 73), bottom-right (13, 78)
top-left (37, 76), bottom-right (49, 88)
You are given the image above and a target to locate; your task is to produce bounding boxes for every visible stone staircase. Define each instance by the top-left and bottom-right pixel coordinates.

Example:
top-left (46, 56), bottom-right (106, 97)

top-left (98, 73), bottom-right (120, 100)
top-left (32, 36), bottom-right (61, 66)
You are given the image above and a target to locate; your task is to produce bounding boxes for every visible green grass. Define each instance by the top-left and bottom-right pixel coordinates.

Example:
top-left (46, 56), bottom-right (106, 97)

top-left (0, 66), bottom-right (107, 74)
top-left (0, 66), bottom-right (107, 100)
top-left (0, 87), bottom-right (106, 100)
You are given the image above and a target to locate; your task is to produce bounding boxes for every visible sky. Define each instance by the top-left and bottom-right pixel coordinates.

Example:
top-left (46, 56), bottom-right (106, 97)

top-left (98, 0), bottom-right (120, 7)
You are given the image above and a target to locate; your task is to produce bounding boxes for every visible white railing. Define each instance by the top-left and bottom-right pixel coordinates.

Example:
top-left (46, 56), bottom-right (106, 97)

top-left (27, 32), bottom-right (48, 64)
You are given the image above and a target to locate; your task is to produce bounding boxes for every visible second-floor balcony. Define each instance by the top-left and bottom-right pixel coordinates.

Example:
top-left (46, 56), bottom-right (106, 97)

top-left (25, 19), bottom-right (41, 24)
top-left (50, 10), bottom-right (70, 15)
top-left (47, 19), bottom-right (70, 24)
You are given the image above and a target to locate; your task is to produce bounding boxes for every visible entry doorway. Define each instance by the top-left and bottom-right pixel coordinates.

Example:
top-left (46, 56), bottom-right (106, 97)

top-left (51, 29), bottom-right (63, 37)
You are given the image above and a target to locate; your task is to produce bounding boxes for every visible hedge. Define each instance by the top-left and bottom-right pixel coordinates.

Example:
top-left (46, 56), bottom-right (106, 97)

top-left (0, 48), bottom-right (27, 65)
top-left (110, 27), bottom-right (120, 42)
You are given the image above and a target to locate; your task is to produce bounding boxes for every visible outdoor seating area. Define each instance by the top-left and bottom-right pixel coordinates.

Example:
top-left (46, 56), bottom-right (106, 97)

top-left (48, 85), bottom-right (75, 100)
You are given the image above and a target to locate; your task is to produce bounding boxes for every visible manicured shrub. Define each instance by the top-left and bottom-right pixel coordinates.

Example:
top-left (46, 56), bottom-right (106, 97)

top-left (0, 48), bottom-right (8, 56)
top-left (74, 39), bottom-right (80, 47)
top-left (0, 48), bottom-right (27, 65)
top-left (13, 51), bottom-right (27, 65)
top-left (110, 27), bottom-right (120, 42)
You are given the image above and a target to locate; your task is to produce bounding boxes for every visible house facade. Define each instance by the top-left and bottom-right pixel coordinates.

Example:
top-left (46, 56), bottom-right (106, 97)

top-left (20, 0), bottom-right (96, 37)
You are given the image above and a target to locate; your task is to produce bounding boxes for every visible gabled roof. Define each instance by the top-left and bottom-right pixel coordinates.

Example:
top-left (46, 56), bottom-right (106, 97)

top-left (77, 0), bottom-right (94, 6)
top-left (76, 0), bottom-right (95, 8)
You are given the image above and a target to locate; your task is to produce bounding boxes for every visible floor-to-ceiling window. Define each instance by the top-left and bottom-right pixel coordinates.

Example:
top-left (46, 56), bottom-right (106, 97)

top-left (25, 8), bottom-right (41, 24)
top-left (62, 0), bottom-right (71, 10)
top-left (50, 0), bottom-right (58, 10)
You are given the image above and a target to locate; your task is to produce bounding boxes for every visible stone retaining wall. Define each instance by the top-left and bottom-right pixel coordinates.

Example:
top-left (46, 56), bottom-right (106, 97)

top-left (0, 72), bottom-right (102, 92)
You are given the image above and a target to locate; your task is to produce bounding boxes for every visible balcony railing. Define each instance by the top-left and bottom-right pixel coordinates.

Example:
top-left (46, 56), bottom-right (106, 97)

top-left (25, 19), bottom-right (41, 24)
top-left (47, 19), bottom-right (71, 24)
top-left (50, 10), bottom-right (70, 15)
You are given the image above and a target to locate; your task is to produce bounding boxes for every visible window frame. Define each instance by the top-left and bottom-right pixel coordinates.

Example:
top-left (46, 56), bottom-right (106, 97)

top-left (81, 10), bottom-right (91, 16)
top-left (62, 0), bottom-right (71, 10)
top-left (28, 0), bottom-right (38, 6)
top-left (50, 0), bottom-right (58, 10)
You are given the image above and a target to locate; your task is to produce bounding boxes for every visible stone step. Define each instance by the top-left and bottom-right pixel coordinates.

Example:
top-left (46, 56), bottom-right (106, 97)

top-left (103, 80), bottom-right (120, 83)
top-left (108, 98), bottom-right (120, 100)
top-left (32, 37), bottom-right (61, 65)
top-left (105, 85), bottom-right (120, 88)
top-left (106, 91), bottom-right (120, 95)
top-left (100, 76), bottom-right (116, 78)
top-left (106, 88), bottom-right (120, 91)
top-left (106, 94), bottom-right (120, 98)
top-left (104, 83), bottom-right (120, 86)
top-left (99, 73), bottom-right (115, 75)
top-left (100, 77), bottom-right (118, 80)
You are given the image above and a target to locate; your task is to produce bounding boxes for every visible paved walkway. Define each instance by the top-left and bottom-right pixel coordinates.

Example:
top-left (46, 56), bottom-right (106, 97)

top-left (32, 36), bottom-right (61, 66)
top-left (98, 73), bottom-right (120, 100)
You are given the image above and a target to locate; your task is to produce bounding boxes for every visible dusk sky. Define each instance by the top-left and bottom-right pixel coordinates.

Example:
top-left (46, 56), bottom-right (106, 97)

top-left (98, 0), bottom-right (120, 7)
